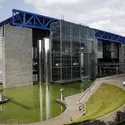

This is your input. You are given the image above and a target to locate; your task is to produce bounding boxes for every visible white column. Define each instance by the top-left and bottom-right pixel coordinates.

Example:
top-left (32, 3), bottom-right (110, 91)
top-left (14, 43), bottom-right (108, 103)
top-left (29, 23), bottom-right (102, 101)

top-left (0, 92), bottom-right (2, 101)
top-left (39, 40), bottom-right (43, 121)
top-left (39, 40), bottom-right (42, 83)
top-left (44, 38), bottom-right (50, 83)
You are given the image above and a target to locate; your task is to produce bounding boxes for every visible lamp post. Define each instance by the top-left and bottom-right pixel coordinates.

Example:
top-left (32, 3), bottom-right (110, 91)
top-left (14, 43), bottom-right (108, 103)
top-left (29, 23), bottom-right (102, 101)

top-left (60, 88), bottom-right (64, 101)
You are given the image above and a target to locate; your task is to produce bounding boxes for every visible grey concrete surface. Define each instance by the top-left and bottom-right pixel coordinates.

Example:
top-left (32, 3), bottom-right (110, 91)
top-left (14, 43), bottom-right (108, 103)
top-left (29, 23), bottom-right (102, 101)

top-left (2, 25), bottom-right (33, 88)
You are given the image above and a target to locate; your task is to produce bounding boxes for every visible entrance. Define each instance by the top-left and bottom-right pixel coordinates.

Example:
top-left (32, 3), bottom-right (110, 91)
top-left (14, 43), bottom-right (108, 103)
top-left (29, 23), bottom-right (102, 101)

top-left (32, 28), bottom-right (50, 83)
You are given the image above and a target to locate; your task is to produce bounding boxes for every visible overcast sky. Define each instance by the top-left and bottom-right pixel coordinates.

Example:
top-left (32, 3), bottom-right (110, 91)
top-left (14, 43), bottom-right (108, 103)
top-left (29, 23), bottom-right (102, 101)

top-left (0, 0), bottom-right (125, 36)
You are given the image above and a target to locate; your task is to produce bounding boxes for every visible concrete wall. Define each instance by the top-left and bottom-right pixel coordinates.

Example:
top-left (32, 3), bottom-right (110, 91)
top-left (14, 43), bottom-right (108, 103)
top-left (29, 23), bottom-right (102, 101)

top-left (2, 25), bottom-right (33, 88)
top-left (0, 27), bottom-right (3, 83)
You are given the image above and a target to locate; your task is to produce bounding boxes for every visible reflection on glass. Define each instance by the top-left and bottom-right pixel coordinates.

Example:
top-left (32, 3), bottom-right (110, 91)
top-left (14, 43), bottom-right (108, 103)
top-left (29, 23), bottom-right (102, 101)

top-left (61, 105), bottom-right (63, 112)
top-left (0, 105), bottom-right (2, 111)
top-left (80, 83), bottom-right (84, 92)
top-left (46, 84), bottom-right (50, 120)
top-left (40, 83), bottom-right (43, 121)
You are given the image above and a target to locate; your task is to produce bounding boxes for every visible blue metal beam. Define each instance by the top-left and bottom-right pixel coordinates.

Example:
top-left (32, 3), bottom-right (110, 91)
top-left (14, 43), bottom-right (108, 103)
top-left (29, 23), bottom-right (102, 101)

top-left (0, 9), bottom-right (125, 44)
top-left (95, 29), bottom-right (125, 44)
top-left (12, 9), bottom-right (59, 30)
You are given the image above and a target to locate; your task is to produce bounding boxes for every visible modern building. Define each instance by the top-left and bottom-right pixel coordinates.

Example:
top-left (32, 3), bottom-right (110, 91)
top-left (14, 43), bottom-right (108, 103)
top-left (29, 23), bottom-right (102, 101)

top-left (0, 9), bottom-right (125, 88)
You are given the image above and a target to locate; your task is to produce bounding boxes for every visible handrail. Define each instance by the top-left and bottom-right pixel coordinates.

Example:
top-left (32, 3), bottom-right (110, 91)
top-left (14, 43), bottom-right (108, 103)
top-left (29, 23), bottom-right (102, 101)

top-left (77, 78), bottom-right (99, 103)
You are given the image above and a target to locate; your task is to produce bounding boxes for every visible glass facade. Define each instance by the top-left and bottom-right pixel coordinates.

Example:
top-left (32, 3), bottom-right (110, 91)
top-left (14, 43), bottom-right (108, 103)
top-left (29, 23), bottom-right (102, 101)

top-left (50, 21), bottom-right (97, 83)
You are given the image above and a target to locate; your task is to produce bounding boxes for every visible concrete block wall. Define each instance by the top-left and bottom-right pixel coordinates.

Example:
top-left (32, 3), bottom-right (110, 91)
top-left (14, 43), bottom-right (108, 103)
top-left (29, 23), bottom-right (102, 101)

top-left (0, 27), bottom-right (3, 83)
top-left (2, 25), bottom-right (33, 88)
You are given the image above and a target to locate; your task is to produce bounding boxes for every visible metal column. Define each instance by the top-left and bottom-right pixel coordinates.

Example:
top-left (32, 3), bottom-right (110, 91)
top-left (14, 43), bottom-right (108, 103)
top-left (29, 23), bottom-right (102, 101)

top-left (38, 40), bottom-right (42, 83)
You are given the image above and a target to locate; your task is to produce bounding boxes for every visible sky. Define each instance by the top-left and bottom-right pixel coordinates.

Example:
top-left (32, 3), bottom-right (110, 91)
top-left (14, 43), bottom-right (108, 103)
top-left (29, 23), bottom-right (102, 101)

top-left (0, 0), bottom-right (125, 36)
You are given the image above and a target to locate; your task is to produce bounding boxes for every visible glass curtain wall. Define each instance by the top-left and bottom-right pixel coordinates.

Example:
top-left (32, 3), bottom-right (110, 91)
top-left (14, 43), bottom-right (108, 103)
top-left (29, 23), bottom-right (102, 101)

top-left (50, 21), bottom-right (96, 83)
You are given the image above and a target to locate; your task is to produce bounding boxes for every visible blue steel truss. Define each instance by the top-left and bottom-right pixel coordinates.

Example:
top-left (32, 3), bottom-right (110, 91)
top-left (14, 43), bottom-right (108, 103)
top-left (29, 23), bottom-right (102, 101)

top-left (12, 9), bottom-right (59, 30)
top-left (95, 29), bottom-right (125, 44)
top-left (0, 9), bottom-right (125, 44)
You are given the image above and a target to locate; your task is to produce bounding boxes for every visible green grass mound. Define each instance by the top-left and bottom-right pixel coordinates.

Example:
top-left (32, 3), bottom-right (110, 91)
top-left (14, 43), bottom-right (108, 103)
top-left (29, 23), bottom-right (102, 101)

top-left (70, 83), bottom-right (125, 124)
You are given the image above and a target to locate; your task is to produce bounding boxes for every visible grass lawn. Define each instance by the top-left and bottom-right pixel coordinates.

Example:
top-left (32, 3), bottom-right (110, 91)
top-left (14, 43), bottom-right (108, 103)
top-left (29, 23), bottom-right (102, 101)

top-left (69, 83), bottom-right (125, 124)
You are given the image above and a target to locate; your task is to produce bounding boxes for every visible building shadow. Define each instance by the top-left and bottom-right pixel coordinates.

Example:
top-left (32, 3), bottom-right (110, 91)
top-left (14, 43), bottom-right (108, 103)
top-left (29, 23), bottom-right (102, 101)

top-left (67, 110), bottom-right (125, 125)
top-left (68, 120), bottom-right (114, 125)
top-left (114, 110), bottom-right (125, 125)
top-left (11, 100), bottom-right (33, 110)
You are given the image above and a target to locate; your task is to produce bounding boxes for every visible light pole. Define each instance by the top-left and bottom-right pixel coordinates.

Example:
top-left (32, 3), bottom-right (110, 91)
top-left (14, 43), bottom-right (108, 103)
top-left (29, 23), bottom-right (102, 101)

top-left (60, 88), bottom-right (64, 101)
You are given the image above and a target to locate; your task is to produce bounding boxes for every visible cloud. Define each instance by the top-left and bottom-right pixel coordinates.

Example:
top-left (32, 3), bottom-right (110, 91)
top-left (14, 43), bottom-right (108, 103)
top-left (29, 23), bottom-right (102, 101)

top-left (24, 0), bottom-right (82, 4)
top-left (0, 0), bottom-right (7, 8)
top-left (24, 0), bottom-right (125, 36)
